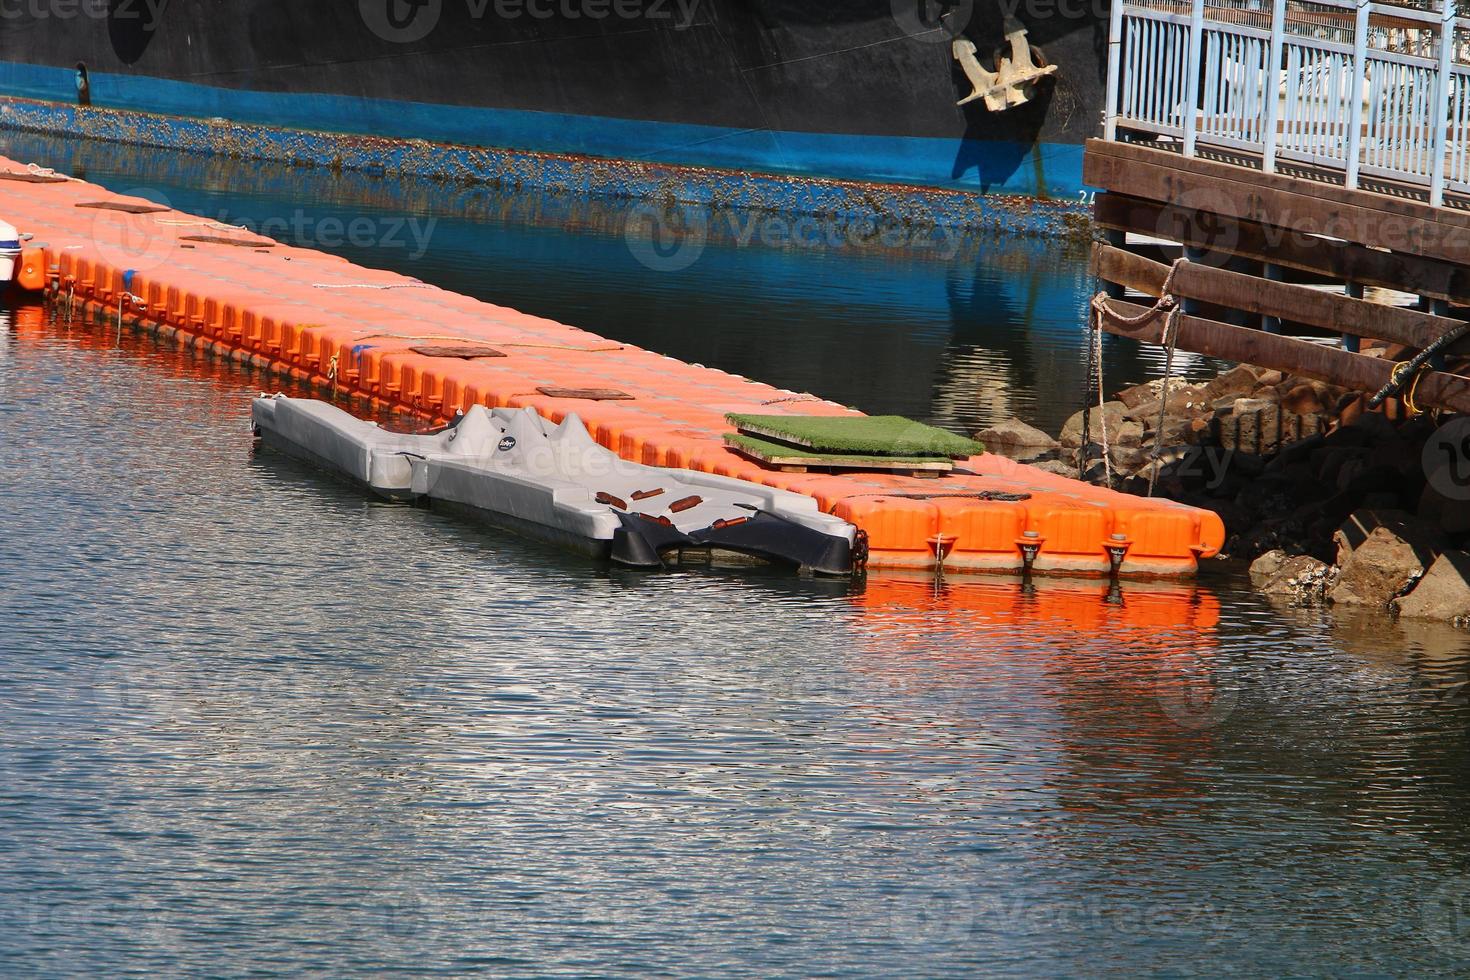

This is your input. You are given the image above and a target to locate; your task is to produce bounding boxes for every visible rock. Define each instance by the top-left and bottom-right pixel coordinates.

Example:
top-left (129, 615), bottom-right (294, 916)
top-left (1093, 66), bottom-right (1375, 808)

top-left (1154, 414), bottom-right (1212, 449)
top-left (1280, 383), bottom-right (1326, 415)
top-left (1394, 551), bottom-right (1470, 622)
top-left (1249, 549), bottom-right (1336, 602)
top-left (1110, 443), bottom-right (1148, 473)
top-left (1329, 510), bottom-right (1444, 607)
top-left (1126, 398), bottom-right (1163, 424)
top-left (1060, 401), bottom-right (1127, 449)
top-left (1164, 385), bottom-right (1211, 414)
top-left (1203, 364), bottom-right (1264, 401)
top-left (1027, 460), bottom-right (1076, 479)
top-left (975, 417), bottom-right (1060, 461)
top-left (1113, 419), bottom-right (1145, 448)
top-left (1255, 370), bottom-right (1285, 388)
top-left (1116, 378), bottom-right (1187, 409)
top-left (1339, 410), bottom-right (1399, 444)
top-left (1216, 402), bottom-right (1322, 456)
top-left (1314, 446), bottom-right (1367, 485)
top-left (1231, 396), bottom-right (1279, 415)
top-left (1417, 482), bottom-right (1470, 537)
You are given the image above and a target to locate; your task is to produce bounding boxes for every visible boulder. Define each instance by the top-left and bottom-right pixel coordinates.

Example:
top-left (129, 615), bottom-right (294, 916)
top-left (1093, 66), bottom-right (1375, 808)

top-left (1249, 549), bottom-right (1336, 600)
top-left (1116, 377), bottom-right (1190, 409)
top-left (1393, 551), bottom-right (1470, 622)
top-left (1060, 401), bottom-right (1127, 449)
top-left (1230, 396), bottom-right (1279, 416)
top-left (1113, 419), bottom-right (1145, 448)
top-left (1154, 414), bottom-right (1212, 449)
top-left (1418, 481), bottom-right (1470, 537)
top-left (975, 417), bottom-right (1060, 461)
top-left (1280, 383), bottom-right (1326, 416)
top-left (1328, 510), bottom-right (1444, 607)
top-left (1339, 410), bottom-right (1400, 444)
top-left (1027, 459), bottom-right (1077, 479)
top-left (1203, 364), bottom-right (1264, 401)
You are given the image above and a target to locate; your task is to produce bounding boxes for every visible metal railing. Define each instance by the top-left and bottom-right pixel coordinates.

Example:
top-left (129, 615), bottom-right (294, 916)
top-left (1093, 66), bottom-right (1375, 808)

top-left (1105, 0), bottom-right (1470, 204)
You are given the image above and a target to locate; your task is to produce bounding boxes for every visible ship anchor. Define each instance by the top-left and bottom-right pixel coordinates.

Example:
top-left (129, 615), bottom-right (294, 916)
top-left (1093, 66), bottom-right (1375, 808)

top-left (953, 22), bottom-right (1057, 111)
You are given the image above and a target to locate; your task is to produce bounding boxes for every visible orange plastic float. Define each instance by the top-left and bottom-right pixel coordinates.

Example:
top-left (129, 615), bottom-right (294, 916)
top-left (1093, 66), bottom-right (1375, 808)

top-left (0, 156), bottom-right (1225, 576)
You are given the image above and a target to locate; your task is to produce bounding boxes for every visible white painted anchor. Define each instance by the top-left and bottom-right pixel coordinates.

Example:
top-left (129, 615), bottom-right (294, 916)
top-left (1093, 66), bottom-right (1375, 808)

top-left (954, 24), bottom-right (1057, 111)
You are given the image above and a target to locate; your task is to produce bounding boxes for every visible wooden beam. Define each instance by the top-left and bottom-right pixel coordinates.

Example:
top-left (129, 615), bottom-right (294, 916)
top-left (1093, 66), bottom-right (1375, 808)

top-left (1087, 139), bottom-right (1470, 233)
top-left (1091, 244), bottom-right (1470, 353)
top-left (1093, 192), bottom-right (1470, 307)
top-left (1099, 299), bottom-right (1470, 414)
top-left (1084, 139), bottom-right (1470, 268)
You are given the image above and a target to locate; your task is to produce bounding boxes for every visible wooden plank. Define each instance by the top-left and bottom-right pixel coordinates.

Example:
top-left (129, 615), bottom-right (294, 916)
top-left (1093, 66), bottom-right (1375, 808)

top-left (1091, 244), bottom-right (1470, 353)
top-left (412, 345), bottom-right (506, 359)
top-left (1099, 299), bottom-right (1470, 414)
top-left (536, 387), bottom-right (633, 400)
top-left (1084, 140), bottom-right (1470, 268)
top-left (0, 171), bottom-right (68, 184)
top-left (1087, 138), bottom-right (1470, 233)
top-left (74, 200), bottom-right (170, 214)
top-left (1093, 192), bottom-right (1470, 307)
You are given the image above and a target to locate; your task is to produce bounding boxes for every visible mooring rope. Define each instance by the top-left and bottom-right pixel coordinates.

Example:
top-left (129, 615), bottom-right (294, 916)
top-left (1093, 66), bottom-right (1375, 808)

top-left (156, 218), bottom-right (249, 232)
top-left (1367, 321), bottom-right (1470, 415)
top-left (311, 282), bottom-right (433, 290)
top-left (25, 162), bottom-right (76, 181)
top-left (1148, 308), bottom-right (1183, 497)
top-left (1088, 257), bottom-right (1189, 491)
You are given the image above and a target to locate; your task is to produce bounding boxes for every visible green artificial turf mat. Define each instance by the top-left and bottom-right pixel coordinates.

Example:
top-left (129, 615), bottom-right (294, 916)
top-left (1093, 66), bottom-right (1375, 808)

top-left (724, 434), bottom-right (953, 470)
top-left (726, 414), bottom-right (985, 458)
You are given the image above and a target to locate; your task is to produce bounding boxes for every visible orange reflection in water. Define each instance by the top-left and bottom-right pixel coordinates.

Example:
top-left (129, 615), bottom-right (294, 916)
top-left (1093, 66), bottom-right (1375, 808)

top-left (847, 572), bottom-right (1234, 812)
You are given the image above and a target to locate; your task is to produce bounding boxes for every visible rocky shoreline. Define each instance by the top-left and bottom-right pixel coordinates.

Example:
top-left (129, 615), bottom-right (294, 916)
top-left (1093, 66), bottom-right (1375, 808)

top-left (978, 364), bottom-right (1470, 624)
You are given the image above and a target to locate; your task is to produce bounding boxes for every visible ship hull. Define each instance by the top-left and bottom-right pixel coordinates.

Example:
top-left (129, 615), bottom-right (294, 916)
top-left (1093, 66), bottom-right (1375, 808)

top-left (0, 0), bottom-right (1106, 199)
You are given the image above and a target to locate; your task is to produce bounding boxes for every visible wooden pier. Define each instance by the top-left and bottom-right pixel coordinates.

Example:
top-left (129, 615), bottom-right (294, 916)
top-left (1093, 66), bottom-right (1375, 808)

top-left (1089, 0), bottom-right (1470, 414)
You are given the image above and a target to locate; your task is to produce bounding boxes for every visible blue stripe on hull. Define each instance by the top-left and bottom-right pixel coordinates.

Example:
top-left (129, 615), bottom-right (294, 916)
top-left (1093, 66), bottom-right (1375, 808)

top-left (0, 60), bottom-right (1086, 199)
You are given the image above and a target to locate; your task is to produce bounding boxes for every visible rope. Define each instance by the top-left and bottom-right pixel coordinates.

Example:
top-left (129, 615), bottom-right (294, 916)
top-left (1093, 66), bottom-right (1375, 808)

top-left (25, 162), bottom-right (75, 180)
top-left (1093, 313), bottom-right (1113, 485)
top-left (350, 331), bottom-right (623, 353)
top-left (498, 342), bottom-right (623, 353)
top-left (155, 218), bottom-right (248, 232)
top-left (1088, 257), bottom-right (1190, 489)
top-left (1366, 321), bottom-right (1470, 414)
top-left (1148, 308), bottom-right (1182, 497)
top-left (761, 394), bottom-right (824, 406)
top-left (312, 282), bottom-right (432, 290)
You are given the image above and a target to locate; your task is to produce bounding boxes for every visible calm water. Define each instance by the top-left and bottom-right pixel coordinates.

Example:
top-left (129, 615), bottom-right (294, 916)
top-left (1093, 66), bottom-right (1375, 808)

top-left (0, 132), bottom-right (1222, 437)
top-left (2, 138), bottom-right (1470, 976)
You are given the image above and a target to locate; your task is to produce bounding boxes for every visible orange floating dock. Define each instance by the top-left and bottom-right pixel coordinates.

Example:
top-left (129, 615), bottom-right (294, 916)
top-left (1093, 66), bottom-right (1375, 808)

top-left (1, 157), bottom-right (1224, 576)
